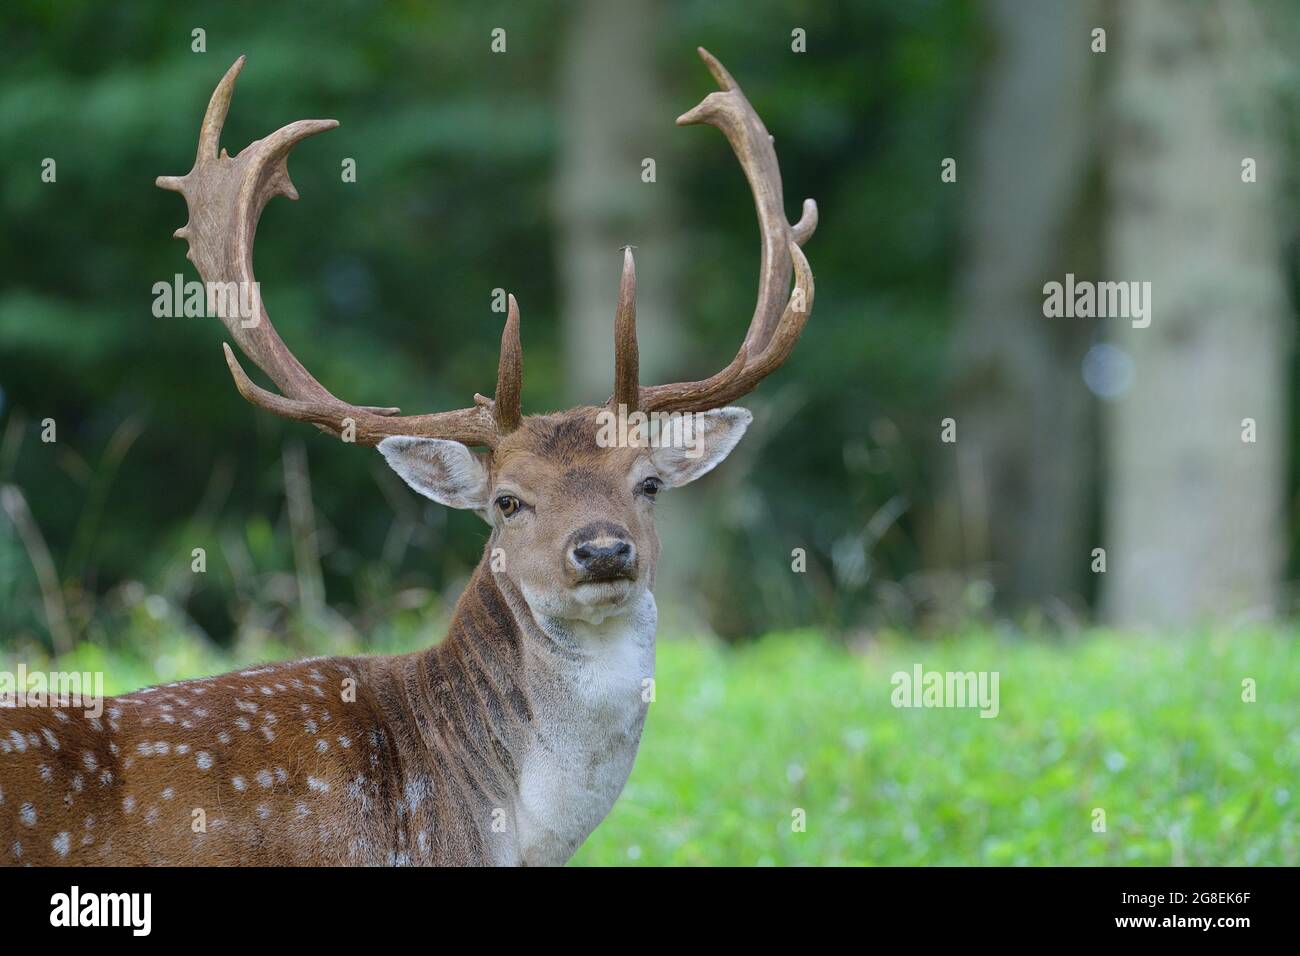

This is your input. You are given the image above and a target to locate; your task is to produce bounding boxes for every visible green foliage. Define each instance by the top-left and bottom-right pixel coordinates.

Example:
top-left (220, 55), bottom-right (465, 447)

top-left (13, 625), bottom-right (1296, 866)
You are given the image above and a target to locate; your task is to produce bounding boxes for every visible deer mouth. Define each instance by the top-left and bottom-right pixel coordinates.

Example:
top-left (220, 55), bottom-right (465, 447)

top-left (571, 575), bottom-right (638, 604)
top-left (575, 567), bottom-right (637, 586)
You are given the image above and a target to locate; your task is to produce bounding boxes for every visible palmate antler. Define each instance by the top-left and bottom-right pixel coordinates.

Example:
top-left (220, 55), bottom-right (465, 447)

top-left (159, 49), bottom-right (813, 447)
top-left (611, 47), bottom-right (817, 415)
top-left (157, 56), bottom-right (521, 447)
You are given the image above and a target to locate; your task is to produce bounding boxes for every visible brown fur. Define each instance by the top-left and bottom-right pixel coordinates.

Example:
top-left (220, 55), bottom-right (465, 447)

top-left (0, 557), bottom-right (534, 866)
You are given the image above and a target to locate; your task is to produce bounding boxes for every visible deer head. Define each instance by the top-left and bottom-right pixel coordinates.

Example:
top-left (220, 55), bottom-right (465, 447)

top-left (157, 47), bottom-right (816, 628)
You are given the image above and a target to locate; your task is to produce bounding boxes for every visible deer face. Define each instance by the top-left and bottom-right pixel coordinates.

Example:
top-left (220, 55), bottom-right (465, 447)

top-left (379, 405), bottom-right (751, 624)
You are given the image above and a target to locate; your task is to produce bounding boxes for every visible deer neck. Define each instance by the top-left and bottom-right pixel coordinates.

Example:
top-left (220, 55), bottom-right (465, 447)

top-left (425, 554), bottom-right (657, 865)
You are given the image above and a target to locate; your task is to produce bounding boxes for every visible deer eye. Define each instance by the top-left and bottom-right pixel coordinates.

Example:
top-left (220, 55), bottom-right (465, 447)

top-left (638, 477), bottom-right (662, 498)
top-left (495, 495), bottom-right (522, 517)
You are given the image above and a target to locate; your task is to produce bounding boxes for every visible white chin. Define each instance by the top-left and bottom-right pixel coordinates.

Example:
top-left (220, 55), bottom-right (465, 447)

top-left (572, 579), bottom-right (638, 612)
top-left (523, 580), bottom-right (641, 625)
top-left (576, 579), bottom-right (633, 598)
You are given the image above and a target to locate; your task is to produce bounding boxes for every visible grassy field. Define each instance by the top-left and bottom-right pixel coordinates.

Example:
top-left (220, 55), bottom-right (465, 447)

top-left (9, 626), bottom-right (1298, 865)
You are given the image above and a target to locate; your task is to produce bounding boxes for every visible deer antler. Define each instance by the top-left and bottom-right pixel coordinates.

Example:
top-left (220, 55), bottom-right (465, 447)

top-left (611, 47), bottom-right (816, 415)
top-left (157, 56), bottom-right (522, 447)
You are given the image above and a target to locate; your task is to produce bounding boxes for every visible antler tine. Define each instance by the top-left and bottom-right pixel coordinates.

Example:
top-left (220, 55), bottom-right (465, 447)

top-left (158, 58), bottom-right (503, 447)
top-left (630, 47), bottom-right (816, 415)
top-left (612, 248), bottom-right (640, 412)
top-left (492, 294), bottom-right (523, 432)
top-left (198, 54), bottom-right (240, 160)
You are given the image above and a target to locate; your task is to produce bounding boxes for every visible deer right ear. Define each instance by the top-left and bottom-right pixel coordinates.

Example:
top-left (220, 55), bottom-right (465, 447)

top-left (378, 437), bottom-right (490, 511)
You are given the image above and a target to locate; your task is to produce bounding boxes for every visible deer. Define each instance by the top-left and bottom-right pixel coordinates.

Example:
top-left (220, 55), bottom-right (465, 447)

top-left (0, 47), bottom-right (815, 866)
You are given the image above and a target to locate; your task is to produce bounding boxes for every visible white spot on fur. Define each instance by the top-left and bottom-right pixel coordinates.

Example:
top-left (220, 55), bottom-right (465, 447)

top-left (52, 833), bottom-right (70, 857)
top-left (196, 751), bottom-right (213, 770)
top-left (20, 804), bottom-right (37, 827)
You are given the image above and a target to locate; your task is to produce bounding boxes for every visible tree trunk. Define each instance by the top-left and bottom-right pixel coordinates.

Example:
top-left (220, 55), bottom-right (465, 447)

top-left (556, 1), bottom-right (708, 632)
top-left (926, 0), bottom-right (1098, 612)
top-left (556, 0), bottom-right (679, 403)
top-left (1102, 0), bottom-right (1291, 627)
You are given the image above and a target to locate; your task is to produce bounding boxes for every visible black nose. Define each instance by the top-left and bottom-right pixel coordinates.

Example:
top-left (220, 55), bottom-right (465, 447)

top-left (570, 539), bottom-right (636, 581)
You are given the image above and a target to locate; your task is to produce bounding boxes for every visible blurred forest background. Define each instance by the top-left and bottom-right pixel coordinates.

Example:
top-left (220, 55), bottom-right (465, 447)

top-left (2, 0), bottom-right (1299, 656)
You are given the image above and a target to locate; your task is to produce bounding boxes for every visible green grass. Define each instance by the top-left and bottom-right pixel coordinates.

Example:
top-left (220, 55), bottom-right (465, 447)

top-left (10, 627), bottom-right (1298, 865)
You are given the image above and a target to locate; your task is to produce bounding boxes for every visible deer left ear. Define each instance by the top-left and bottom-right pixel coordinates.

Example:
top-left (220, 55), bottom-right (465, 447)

top-left (649, 406), bottom-right (752, 488)
top-left (378, 436), bottom-right (490, 511)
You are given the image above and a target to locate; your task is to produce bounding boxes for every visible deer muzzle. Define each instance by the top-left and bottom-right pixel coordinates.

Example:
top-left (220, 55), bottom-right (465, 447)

top-left (567, 523), bottom-right (637, 583)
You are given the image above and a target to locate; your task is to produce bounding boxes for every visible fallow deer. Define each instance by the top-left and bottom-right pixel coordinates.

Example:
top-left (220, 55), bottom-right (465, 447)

top-left (0, 47), bottom-right (815, 866)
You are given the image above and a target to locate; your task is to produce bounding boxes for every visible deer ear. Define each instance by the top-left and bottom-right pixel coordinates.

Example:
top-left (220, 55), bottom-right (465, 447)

top-left (649, 406), bottom-right (752, 488)
top-left (378, 437), bottom-right (490, 510)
